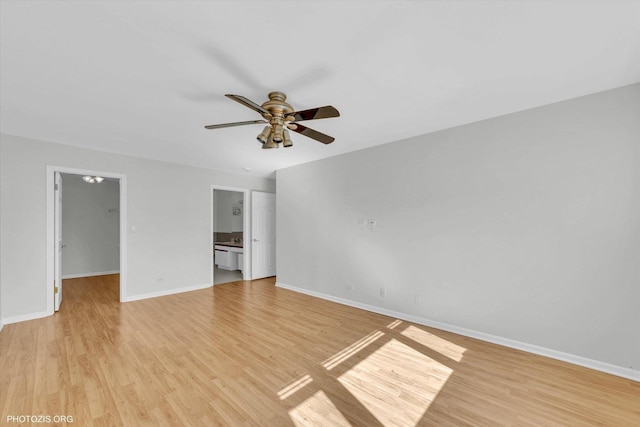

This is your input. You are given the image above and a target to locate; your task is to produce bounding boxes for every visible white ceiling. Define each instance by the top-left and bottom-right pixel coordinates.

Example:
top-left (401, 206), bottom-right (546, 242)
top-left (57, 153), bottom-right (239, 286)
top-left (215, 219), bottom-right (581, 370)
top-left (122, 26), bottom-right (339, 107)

top-left (1, 1), bottom-right (639, 178)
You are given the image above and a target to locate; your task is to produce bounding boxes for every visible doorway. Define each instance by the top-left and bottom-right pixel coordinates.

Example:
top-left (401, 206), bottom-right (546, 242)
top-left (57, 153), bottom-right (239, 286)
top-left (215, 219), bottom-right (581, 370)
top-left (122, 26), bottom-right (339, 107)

top-left (209, 187), bottom-right (277, 285)
top-left (212, 188), bottom-right (248, 284)
top-left (46, 166), bottom-right (127, 315)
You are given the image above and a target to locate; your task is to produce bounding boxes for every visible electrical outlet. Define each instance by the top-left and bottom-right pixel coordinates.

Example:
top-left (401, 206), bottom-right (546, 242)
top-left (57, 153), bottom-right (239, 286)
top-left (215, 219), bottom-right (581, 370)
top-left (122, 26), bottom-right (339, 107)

top-left (414, 294), bottom-right (421, 304)
top-left (346, 284), bottom-right (354, 291)
top-left (379, 287), bottom-right (385, 297)
top-left (368, 219), bottom-right (377, 230)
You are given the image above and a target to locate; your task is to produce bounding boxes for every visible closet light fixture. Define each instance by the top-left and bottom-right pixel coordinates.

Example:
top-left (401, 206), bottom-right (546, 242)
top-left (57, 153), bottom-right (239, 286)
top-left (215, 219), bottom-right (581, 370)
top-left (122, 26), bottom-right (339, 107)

top-left (83, 175), bottom-right (104, 183)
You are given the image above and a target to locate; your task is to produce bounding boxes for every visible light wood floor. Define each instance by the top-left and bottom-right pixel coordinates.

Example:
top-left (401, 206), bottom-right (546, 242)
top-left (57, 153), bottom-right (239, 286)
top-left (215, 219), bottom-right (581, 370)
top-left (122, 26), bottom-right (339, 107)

top-left (1, 275), bottom-right (638, 426)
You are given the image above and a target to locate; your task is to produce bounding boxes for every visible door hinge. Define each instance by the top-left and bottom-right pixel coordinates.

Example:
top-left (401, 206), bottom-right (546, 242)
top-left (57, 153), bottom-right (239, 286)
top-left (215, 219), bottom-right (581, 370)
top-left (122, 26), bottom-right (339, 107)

top-left (55, 183), bottom-right (59, 191)
top-left (54, 286), bottom-right (59, 294)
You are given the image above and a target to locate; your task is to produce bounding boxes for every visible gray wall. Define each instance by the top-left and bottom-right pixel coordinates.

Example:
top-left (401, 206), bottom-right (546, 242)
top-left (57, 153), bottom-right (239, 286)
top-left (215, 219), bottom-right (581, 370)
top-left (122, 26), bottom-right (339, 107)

top-left (0, 134), bottom-right (275, 320)
top-left (61, 174), bottom-right (120, 277)
top-left (277, 84), bottom-right (640, 376)
top-left (0, 164), bottom-right (2, 330)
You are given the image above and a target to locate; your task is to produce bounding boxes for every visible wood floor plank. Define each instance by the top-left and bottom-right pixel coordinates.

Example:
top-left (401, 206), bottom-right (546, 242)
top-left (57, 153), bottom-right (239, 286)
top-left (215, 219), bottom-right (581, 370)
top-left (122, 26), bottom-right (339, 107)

top-left (1, 274), bottom-right (638, 426)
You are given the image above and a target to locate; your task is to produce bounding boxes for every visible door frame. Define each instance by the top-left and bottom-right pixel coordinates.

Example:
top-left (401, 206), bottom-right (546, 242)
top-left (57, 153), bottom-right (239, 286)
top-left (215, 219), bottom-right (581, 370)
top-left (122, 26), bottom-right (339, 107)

top-left (46, 166), bottom-right (127, 315)
top-left (210, 185), bottom-right (251, 283)
top-left (54, 171), bottom-right (62, 311)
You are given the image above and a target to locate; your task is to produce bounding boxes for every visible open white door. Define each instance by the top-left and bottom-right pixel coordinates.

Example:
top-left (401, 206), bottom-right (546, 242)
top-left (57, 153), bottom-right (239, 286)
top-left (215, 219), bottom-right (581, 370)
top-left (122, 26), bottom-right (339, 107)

top-left (251, 191), bottom-right (276, 279)
top-left (54, 172), bottom-right (63, 311)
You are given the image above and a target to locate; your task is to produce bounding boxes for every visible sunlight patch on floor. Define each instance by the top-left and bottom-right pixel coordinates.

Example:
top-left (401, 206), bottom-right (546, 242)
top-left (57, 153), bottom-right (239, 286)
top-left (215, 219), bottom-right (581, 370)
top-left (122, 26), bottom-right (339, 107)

top-left (322, 330), bottom-right (385, 370)
top-left (289, 390), bottom-right (351, 427)
top-left (338, 338), bottom-right (453, 426)
top-left (386, 319), bottom-right (403, 329)
top-left (401, 325), bottom-right (467, 362)
top-left (278, 374), bottom-right (313, 400)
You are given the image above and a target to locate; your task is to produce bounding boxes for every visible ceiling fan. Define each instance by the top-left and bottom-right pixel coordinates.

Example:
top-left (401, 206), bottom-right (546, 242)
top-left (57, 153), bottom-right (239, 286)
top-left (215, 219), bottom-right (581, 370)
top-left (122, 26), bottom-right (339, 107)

top-left (204, 92), bottom-right (340, 149)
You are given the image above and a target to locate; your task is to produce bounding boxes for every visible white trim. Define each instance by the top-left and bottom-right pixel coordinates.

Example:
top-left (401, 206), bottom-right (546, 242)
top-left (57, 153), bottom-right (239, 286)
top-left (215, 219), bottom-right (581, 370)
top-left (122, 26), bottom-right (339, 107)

top-left (2, 310), bottom-right (50, 325)
top-left (276, 281), bottom-right (640, 383)
top-left (62, 270), bottom-right (120, 279)
top-left (210, 185), bottom-right (251, 284)
top-left (122, 282), bottom-right (212, 302)
top-left (46, 166), bottom-right (127, 316)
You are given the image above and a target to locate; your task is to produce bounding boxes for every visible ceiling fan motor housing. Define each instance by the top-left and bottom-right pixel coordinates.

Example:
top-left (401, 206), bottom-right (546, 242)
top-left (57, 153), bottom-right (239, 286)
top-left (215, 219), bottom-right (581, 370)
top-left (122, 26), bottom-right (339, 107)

top-left (261, 92), bottom-right (295, 120)
top-left (261, 92), bottom-right (295, 144)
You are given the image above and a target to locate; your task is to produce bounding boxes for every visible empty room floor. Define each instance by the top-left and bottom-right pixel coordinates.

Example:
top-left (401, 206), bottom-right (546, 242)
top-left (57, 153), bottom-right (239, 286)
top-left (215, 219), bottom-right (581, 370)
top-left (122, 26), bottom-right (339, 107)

top-left (1, 275), bottom-right (638, 426)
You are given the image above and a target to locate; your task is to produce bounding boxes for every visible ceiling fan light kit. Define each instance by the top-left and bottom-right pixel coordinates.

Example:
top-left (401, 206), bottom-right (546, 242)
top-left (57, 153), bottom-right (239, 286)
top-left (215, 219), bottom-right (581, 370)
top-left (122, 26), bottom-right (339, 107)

top-left (283, 129), bottom-right (293, 147)
top-left (257, 126), bottom-right (271, 144)
top-left (205, 91), bottom-right (340, 149)
top-left (82, 175), bottom-right (104, 183)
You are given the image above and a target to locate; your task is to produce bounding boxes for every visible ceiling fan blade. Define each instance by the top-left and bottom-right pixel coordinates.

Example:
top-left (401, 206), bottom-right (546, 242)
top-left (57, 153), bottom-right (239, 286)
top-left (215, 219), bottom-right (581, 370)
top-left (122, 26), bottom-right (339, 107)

top-left (204, 120), bottom-right (266, 130)
top-left (289, 124), bottom-right (335, 144)
top-left (289, 105), bottom-right (340, 122)
top-left (225, 94), bottom-right (270, 116)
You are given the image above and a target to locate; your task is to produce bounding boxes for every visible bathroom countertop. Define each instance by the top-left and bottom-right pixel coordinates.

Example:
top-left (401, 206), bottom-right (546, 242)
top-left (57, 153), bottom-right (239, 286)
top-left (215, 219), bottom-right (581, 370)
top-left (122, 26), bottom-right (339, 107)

top-left (214, 241), bottom-right (244, 248)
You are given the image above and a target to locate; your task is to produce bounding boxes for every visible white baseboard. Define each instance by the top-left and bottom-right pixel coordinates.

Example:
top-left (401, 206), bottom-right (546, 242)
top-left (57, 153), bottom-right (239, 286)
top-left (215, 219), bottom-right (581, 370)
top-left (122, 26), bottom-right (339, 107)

top-left (62, 270), bottom-right (120, 279)
top-left (276, 281), bottom-right (639, 383)
top-left (1, 282), bottom-right (213, 326)
top-left (2, 310), bottom-right (50, 326)
top-left (122, 282), bottom-right (212, 302)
